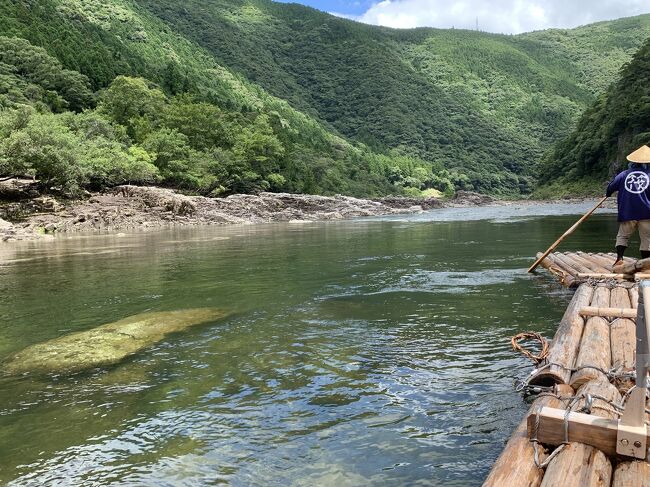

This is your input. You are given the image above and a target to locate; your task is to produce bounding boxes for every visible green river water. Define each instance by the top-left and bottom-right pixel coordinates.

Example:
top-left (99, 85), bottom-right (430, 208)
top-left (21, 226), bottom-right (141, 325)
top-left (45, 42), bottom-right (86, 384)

top-left (0, 203), bottom-right (623, 486)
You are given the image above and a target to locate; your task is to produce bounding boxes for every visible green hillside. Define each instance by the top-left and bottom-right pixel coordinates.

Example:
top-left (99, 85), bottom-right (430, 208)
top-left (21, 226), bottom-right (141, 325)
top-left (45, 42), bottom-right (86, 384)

top-left (133, 0), bottom-right (650, 194)
top-left (0, 0), bottom-right (452, 197)
top-left (0, 0), bottom-right (649, 198)
top-left (536, 37), bottom-right (650, 197)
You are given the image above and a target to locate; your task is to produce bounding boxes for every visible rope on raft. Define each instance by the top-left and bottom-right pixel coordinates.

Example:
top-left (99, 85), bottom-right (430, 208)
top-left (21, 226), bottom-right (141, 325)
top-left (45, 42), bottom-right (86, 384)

top-left (511, 332), bottom-right (550, 364)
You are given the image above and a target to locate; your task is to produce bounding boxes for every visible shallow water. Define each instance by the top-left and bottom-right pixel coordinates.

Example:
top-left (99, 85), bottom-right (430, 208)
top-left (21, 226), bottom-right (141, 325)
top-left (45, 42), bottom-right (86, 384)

top-left (0, 202), bottom-right (623, 486)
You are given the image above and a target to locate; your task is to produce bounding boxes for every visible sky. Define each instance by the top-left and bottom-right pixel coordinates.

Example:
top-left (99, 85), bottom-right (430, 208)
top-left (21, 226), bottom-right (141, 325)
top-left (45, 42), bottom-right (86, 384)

top-left (276, 0), bottom-right (650, 34)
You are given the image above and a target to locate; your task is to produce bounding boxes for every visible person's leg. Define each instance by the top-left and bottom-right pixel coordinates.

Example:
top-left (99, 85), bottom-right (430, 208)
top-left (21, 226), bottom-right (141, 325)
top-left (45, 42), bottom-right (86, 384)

top-left (615, 220), bottom-right (637, 264)
top-left (638, 220), bottom-right (650, 259)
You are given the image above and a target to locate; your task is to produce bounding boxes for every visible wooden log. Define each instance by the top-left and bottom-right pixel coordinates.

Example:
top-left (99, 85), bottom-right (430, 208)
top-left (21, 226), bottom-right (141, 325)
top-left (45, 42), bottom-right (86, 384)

top-left (483, 385), bottom-right (574, 487)
top-left (540, 443), bottom-right (611, 487)
top-left (576, 376), bottom-right (622, 420)
top-left (615, 257), bottom-right (650, 276)
top-left (570, 252), bottom-right (612, 274)
top-left (635, 273), bottom-right (650, 281)
top-left (598, 253), bottom-right (636, 265)
top-left (629, 287), bottom-right (639, 309)
top-left (536, 252), bottom-right (577, 287)
top-left (549, 253), bottom-right (583, 276)
top-left (556, 252), bottom-right (595, 275)
top-left (610, 287), bottom-right (637, 370)
top-left (580, 306), bottom-right (637, 319)
top-left (528, 197), bottom-right (608, 273)
top-left (570, 286), bottom-right (612, 389)
top-left (612, 461), bottom-right (650, 487)
top-left (529, 284), bottom-right (594, 386)
top-left (577, 273), bottom-right (633, 280)
top-left (588, 252), bottom-right (620, 270)
top-left (538, 378), bottom-right (621, 487)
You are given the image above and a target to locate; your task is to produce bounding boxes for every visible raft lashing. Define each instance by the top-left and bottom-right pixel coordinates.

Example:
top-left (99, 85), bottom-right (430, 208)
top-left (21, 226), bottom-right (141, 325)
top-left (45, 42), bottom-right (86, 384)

top-left (483, 253), bottom-right (650, 486)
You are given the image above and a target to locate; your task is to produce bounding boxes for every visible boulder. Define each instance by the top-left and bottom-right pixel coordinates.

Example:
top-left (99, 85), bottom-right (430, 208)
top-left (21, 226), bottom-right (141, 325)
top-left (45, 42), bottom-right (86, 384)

top-left (2, 308), bottom-right (230, 375)
top-left (452, 190), bottom-right (494, 206)
top-left (32, 196), bottom-right (63, 213)
top-left (115, 185), bottom-right (196, 216)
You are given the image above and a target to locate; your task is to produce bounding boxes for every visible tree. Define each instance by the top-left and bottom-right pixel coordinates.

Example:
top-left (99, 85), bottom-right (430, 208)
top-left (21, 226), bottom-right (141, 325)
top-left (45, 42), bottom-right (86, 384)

top-left (98, 76), bottom-right (166, 139)
top-left (1, 113), bottom-right (83, 193)
top-left (232, 114), bottom-right (285, 177)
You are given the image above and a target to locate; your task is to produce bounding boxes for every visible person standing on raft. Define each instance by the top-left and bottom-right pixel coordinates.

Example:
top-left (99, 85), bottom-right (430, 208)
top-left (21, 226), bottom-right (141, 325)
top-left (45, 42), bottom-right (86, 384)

top-left (606, 144), bottom-right (650, 268)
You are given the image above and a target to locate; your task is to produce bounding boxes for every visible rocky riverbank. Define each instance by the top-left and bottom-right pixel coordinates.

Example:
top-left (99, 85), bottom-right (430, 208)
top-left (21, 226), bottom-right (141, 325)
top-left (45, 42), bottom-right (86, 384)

top-left (0, 183), bottom-right (495, 242)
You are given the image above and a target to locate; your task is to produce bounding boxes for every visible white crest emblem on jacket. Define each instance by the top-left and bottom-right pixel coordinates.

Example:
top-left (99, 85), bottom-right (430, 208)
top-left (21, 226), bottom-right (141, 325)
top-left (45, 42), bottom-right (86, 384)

top-left (624, 171), bottom-right (650, 194)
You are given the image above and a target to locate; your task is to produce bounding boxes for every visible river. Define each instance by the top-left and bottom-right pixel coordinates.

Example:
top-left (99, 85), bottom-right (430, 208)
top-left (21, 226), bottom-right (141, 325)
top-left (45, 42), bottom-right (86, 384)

top-left (0, 202), bottom-right (621, 486)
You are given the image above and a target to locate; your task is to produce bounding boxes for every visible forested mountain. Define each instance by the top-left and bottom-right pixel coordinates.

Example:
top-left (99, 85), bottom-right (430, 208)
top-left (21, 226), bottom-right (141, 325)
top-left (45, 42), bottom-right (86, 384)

top-left (537, 37), bottom-right (650, 197)
top-left (1, 0), bottom-right (451, 197)
top-left (132, 0), bottom-right (650, 194)
top-left (0, 0), bottom-right (648, 198)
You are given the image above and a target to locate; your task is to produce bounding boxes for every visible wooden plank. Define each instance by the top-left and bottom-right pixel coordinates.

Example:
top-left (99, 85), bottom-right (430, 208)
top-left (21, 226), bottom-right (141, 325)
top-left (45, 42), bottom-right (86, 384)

top-left (529, 284), bottom-right (594, 386)
top-left (538, 378), bottom-right (621, 486)
top-left (609, 287), bottom-right (637, 370)
top-left (580, 306), bottom-right (637, 319)
top-left (570, 287), bottom-right (612, 389)
top-left (528, 407), bottom-right (650, 459)
top-left (483, 385), bottom-right (574, 487)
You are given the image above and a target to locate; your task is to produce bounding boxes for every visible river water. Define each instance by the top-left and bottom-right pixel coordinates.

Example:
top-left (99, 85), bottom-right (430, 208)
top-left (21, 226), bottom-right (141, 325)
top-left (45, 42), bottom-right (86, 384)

top-left (0, 202), bottom-right (622, 486)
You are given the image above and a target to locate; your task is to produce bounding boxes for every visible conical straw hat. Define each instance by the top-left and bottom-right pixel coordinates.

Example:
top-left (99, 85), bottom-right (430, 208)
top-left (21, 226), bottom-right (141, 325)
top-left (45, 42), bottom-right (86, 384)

top-left (627, 145), bottom-right (650, 163)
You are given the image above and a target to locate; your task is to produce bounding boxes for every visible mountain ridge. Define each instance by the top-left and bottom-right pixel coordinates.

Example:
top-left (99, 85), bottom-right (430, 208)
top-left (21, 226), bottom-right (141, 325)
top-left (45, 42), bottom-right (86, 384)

top-left (133, 0), bottom-right (650, 193)
top-left (0, 0), bottom-right (649, 197)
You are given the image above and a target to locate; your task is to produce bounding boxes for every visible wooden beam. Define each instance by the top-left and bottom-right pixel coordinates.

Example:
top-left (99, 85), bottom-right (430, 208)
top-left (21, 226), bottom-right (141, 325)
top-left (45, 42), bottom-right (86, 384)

top-left (576, 273), bottom-right (633, 279)
top-left (527, 407), bottom-right (650, 460)
top-left (580, 306), bottom-right (637, 319)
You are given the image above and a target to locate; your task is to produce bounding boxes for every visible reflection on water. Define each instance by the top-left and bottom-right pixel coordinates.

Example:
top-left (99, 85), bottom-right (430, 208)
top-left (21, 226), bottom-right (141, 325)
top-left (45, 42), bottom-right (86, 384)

top-left (0, 204), bottom-right (621, 485)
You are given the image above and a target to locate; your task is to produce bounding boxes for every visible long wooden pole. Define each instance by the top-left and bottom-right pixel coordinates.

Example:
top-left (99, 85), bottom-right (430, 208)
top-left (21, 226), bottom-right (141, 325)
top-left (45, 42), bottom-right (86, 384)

top-left (528, 196), bottom-right (608, 273)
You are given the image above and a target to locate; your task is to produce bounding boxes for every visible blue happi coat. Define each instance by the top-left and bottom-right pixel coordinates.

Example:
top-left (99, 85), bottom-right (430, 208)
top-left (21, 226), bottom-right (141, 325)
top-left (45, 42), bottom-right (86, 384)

top-left (606, 164), bottom-right (650, 222)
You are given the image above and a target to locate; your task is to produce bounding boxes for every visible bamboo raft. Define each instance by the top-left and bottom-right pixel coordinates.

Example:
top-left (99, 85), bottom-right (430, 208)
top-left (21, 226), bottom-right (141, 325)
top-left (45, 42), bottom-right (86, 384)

top-left (484, 253), bottom-right (650, 486)
top-left (535, 251), bottom-right (650, 288)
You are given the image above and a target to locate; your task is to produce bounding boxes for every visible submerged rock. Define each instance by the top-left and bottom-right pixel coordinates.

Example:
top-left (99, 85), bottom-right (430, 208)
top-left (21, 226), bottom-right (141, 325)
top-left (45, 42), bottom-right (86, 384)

top-left (3, 308), bottom-right (230, 375)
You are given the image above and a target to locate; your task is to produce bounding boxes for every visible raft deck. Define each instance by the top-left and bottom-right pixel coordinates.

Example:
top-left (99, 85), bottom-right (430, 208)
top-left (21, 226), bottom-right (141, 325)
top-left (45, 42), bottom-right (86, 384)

top-left (535, 251), bottom-right (649, 287)
top-left (484, 253), bottom-right (650, 486)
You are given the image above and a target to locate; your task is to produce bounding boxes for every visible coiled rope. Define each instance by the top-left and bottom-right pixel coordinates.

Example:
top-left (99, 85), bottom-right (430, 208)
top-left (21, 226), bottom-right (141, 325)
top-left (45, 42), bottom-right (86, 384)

top-left (511, 332), bottom-right (549, 364)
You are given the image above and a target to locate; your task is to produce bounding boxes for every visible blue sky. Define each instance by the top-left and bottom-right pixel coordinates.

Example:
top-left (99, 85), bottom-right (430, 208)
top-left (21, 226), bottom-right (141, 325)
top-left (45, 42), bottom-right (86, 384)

top-left (275, 0), bottom-right (650, 34)
top-left (277, 0), bottom-right (375, 16)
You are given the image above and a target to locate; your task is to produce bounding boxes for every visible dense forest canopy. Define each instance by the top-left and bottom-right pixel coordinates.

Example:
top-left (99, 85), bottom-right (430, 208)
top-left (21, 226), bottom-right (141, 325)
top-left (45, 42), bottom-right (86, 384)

top-left (0, 0), bottom-right (649, 197)
top-left (536, 38), bottom-right (650, 197)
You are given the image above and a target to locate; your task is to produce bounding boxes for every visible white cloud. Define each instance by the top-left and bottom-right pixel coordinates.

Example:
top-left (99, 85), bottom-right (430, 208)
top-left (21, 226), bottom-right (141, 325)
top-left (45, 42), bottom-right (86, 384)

top-left (353, 0), bottom-right (650, 34)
